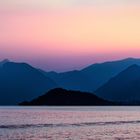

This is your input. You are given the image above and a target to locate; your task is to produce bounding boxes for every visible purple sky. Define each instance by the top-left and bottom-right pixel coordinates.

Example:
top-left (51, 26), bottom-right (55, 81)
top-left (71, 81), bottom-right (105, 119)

top-left (0, 0), bottom-right (140, 72)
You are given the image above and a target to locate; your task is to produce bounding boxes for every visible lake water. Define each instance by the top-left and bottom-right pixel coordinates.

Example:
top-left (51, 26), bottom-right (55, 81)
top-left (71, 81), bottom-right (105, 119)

top-left (0, 106), bottom-right (140, 140)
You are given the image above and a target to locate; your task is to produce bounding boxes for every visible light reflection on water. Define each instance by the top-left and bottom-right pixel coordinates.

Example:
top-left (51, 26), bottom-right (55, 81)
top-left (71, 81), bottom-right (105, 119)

top-left (0, 106), bottom-right (140, 140)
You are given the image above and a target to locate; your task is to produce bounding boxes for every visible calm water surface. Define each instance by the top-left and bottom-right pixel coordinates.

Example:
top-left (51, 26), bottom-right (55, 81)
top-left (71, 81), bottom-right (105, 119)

top-left (0, 106), bottom-right (140, 140)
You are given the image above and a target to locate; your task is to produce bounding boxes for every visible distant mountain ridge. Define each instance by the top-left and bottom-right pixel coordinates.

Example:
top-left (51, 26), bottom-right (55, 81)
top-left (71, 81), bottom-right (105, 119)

top-left (1, 58), bottom-right (140, 105)
top-left (46, 70), bottom-right (94, 91)
top-left (95, 64), bottom-right (140, 102)
top-left (0, 60), bottom-right (57, 105)
top-left (19, 88), bottom-right (113, 106)
top-left (46, 58), bottom-right (140, 92)
top-left (0, 59), bottom-right (10, 67)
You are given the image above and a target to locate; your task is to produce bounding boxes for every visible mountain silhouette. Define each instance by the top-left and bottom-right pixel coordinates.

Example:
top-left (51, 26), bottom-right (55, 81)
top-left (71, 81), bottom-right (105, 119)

top-left (1, 58), bottom-right (140, 105)
top-left (19, 88), bottom-right (113, 106)
top-left (0, 59), bottom-right (10, 67)
top-left (0, 60), bottom-right (57, 105)
top-left (95, 64), bottom-right (140, 102)
top-left (46, 70), bottom-right (94, 91)
top-left (46, 58), bottom-right (140, 92)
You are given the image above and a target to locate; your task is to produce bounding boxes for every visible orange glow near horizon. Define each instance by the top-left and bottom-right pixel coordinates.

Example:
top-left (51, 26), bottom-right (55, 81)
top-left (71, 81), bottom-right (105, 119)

top-left (0, 1), bottom-right (140, 71)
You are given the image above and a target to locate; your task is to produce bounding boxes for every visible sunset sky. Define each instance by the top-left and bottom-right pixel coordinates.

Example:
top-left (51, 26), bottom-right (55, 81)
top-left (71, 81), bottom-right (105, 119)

top-left (0, 0), bottom-right (140, 71)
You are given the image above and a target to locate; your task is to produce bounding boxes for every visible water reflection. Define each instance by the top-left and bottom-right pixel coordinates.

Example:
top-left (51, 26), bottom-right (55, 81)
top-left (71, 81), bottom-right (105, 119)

top-left (0, 106), bottom-right (140, 140)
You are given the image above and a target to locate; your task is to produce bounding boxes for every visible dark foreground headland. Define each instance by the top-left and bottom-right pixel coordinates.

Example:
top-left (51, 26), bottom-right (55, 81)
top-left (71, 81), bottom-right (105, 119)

top-left (19, 88), bottom-right (114, 106)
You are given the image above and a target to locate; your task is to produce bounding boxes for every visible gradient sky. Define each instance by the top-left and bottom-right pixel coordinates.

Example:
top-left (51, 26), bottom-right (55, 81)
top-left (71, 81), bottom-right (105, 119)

top-left (0, 0), bottom-right (140, 72)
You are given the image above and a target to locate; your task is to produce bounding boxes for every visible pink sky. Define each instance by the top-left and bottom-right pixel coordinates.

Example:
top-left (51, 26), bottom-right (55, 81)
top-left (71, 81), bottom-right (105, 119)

top-left (0, 0), bottom-right (140, 71)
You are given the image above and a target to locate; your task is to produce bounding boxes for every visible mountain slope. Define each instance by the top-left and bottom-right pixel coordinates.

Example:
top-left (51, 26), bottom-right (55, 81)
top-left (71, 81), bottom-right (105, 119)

top-left (95, 64), bottom-right (140, 102)
top-left (81, 58), bottom-right (140, 90)
top-left (46, 70), bottom-right (93, 91)
top-left (46, 58), bottom-right (140, 91)
top-left (0, 60), bottom-right (57, 105)
top-left (19, 88), bottom-right (113, 105)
